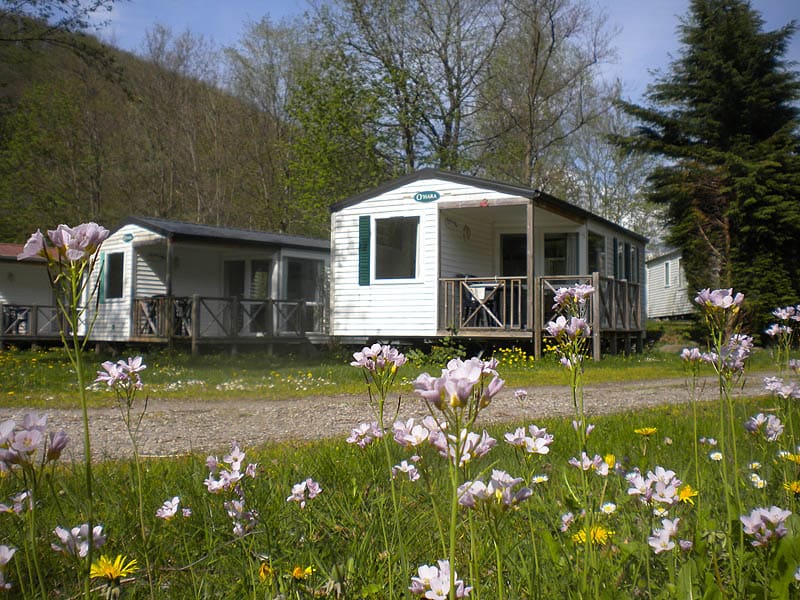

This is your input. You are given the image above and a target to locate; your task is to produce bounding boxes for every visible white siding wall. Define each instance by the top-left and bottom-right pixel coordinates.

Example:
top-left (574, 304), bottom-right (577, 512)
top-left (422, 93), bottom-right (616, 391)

top-left (439, 210), bottom-right (495, 277)
top-left (0, 261), bottom-right (51, 305)
top-left (135, 251), bottom-right (167, 297)
top-left (646, 253), bottom-right (694, 318)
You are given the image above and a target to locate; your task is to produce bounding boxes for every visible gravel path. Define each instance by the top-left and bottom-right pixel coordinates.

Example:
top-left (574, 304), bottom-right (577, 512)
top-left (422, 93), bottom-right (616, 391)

top-left (0, 376), bottom-right (770, 461)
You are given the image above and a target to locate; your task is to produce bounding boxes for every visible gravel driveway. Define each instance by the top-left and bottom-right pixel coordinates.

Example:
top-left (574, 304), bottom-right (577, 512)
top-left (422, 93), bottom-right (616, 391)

top-left (0, 376), bottom-right (770, 461)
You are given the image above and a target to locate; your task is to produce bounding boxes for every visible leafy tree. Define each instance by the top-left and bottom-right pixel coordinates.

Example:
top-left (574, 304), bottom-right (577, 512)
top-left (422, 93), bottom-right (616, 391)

top-left (287, 45), bottom-right (392, 236)
top-left (615, 0), bottom-right (800, 326)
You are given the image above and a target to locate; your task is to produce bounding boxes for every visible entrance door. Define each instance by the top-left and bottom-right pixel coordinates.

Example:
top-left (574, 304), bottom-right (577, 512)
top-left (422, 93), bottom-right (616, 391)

top-left (500, 234), bottom-right (527, 276)
top-left (499, 233), bottom-right (528, 328)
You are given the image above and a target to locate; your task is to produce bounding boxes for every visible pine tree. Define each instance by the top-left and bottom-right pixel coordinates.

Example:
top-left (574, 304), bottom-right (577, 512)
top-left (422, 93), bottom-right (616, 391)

top-left (615, 0), bottom-right (800, 328)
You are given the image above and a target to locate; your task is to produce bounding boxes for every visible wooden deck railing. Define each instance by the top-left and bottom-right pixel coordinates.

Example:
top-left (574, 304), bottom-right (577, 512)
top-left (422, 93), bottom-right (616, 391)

top-left (1, 304), bottom-right (67, 339)
top-left (439, 273), bottom-right (643, 359)
top-left (439, 277), bottom-right (527, 333)
top-left (132, 295), bottom-right (327, 343)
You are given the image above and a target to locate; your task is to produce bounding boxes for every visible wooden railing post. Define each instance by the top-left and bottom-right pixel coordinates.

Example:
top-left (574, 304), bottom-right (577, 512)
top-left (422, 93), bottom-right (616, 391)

top-left (592, 272), bottom-right (601, 361)
top-left (191, 294), bottom-right (200, 355)
top-left (534, 276), bottom-right (542, 359)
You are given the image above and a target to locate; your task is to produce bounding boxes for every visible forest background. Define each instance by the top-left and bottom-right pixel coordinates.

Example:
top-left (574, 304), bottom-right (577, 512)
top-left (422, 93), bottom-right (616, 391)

top-left (0, 0), bottom-right (666, 244)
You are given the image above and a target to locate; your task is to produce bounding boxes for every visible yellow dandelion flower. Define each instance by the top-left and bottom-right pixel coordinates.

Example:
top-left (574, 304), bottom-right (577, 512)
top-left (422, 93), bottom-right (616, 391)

top-left (678, 484), bottom-right (699, 505)
top-left (634, 427), bottom-right (657, 436)
top-left (572, 525), bottom-right (614, 546)
top-left (604, 454), bottom-right (616, 469)
top-left (89, 555), bottom-right (138, 582)
top-left (291, 565), bottom-right (314, 580)
top-left (781, 453), bottom-right (800, 465)
top-left (783, 481), bottom-right (800, 495)
top-left (258, 561), bottom-right (274, 583)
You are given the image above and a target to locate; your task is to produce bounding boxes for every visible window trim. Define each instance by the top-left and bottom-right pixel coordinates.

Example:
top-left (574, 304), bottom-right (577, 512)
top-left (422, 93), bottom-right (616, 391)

top-left (104, 252), bottom-right (124, 300)
top-left (373, 215), bottom-right (421, 283)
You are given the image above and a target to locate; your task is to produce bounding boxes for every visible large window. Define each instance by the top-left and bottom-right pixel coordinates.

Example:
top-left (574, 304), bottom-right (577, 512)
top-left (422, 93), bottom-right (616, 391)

top-left (105, 252), bottom-right (124, 299)
top-left (375, 217), bottom-right (419, 279)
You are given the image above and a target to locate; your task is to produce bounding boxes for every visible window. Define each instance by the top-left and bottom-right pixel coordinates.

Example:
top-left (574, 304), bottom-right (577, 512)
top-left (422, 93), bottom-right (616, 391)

top-left (375, 217), bottom-right (419, 279)
top-left (544, 233), bottom-right (578, 276)
top-left (678, 258), bottom-right (686, 287)
top-left (629, 245), bottom-right (639, 283)
top-left (286, 258), bottom-right (324, 301)
top-left (664, 261), bottom-right (671, 287)
top-left (588, 232), bottom-right (605, 274)
top-left (105, 252), bottom-right (124, 299)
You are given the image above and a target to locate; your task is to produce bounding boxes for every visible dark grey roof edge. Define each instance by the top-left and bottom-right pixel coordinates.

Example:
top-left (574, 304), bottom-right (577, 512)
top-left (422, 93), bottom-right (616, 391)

top-left (120, 216), bottom-right (330, 251)
top-left (646, 247), bottom-right (682, 264)
top-left (329, 168), bottom-right (648, 243)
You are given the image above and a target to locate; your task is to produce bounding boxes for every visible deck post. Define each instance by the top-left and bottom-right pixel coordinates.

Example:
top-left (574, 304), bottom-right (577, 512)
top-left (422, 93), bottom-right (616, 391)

top-left (230, 296), bottom-right (239, 356)
top-left (30, 305), bottom-right (38, 337)
top-left (592, 272), bottom-right (601, 361)
top-left (533, 276), bottom-right (542, 359)
top-left (299, 301), bottom-right (307, 335)
top-left (526, 200), bottom-right (535, 352)
top-left (166, 296), bottom-right (174, 350)
top-left (191, 294), bottom-right (200, 355)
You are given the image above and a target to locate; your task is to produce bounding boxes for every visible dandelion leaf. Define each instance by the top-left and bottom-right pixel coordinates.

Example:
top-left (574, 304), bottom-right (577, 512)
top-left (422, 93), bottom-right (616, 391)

top-left (676, 558), bottom-right (701, 600)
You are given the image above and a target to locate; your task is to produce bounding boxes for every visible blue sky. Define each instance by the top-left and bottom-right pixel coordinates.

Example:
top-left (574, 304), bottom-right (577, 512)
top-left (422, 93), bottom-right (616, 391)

top-left (93, 0), bottom-right (800, 102)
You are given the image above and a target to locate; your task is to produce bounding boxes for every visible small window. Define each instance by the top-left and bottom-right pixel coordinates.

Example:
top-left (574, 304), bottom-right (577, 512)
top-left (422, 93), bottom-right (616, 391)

top-left (629, 245), bottom-right (639, 283)
top-left (375, 217), bottom-right (419, 279)
top-left (105, 252), bottom-right (124, 299)
top-left (678, 258), bottom-right (686, 287)
top-left (664, 262), bottom-right (671, 287)
top-left (588, 232), bottom-right (605, 274)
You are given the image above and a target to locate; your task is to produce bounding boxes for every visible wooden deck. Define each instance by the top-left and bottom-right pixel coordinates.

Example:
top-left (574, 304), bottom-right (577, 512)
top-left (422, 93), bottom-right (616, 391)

top-left (439, 273), bottom-right (644, 360)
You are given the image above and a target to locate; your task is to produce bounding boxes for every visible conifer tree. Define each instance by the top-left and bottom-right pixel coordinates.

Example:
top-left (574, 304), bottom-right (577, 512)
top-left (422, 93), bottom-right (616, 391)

top-left (615, 0), bottom-right (800, 327)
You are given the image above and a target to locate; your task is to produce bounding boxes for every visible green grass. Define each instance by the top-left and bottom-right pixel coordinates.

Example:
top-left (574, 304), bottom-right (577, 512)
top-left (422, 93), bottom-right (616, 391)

top-left (2, 333), bottom-right (800, 598)
top-left (0, 344), bottom-right (783, 409)
top-left (2, 390), bottom-right (798, 598)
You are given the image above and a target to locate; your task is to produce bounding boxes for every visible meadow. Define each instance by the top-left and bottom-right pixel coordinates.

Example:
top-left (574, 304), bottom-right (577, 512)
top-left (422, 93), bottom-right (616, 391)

top-left (2, 236), bottom-right (799, 599)
top-left (1, 327), bottom-right (800, 598)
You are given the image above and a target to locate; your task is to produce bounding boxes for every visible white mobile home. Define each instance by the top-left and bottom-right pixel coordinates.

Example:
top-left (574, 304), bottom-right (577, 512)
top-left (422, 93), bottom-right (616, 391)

top-left (329, 169), bottom-right (647, 358)
top-left (646, 249), bottom-right (694, 319)
top-left (82, 217), bottom-right (330, 349)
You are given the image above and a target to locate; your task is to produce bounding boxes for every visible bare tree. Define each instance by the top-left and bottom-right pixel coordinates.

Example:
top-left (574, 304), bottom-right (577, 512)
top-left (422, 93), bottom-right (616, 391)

top-left (477, 0), bottom-right (617, 188)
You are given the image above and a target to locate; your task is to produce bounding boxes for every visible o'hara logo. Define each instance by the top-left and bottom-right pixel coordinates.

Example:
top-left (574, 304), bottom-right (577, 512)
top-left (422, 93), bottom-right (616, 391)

top-left (413, 190), bottom-right (440, 202)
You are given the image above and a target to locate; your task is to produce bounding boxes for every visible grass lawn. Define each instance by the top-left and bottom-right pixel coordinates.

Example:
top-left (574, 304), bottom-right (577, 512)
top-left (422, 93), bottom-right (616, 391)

top-left (0, 343), bottom-right (783, 408)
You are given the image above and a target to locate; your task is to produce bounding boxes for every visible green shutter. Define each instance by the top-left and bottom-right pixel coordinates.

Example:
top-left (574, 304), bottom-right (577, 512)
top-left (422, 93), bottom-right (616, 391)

top-left (98, 252), bottom-right (106, 303)
top-left (358, 215), bottom-right (370, 286)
